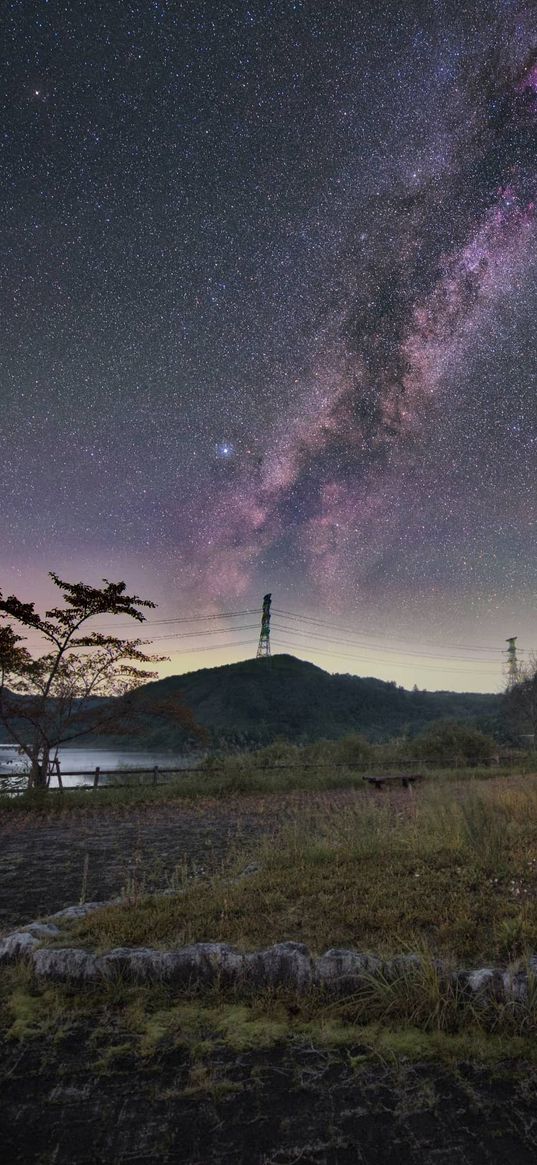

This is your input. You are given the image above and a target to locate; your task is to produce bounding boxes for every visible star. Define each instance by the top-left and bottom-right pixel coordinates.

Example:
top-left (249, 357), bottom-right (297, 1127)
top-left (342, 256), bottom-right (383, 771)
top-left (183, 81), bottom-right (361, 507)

top-left (2, 1), bottom-right (537, 691)
top-left (215, 442), bottom-right (235, 459)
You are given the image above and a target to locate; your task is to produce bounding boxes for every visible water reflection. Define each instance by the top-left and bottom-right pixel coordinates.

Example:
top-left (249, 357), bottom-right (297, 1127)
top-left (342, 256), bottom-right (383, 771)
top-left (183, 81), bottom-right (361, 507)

top-left (0, 745), bottom-right (198, 788)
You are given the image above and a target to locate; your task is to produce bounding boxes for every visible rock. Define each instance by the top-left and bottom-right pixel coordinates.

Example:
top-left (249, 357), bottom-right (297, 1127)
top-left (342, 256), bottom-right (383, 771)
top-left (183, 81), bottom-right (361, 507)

top-left (32, 947), bottom-right (99, 983)
top-left (451, 968), bottom-right (470, 994)
top-left (314, 948), bottom-right (381, 994)
top-left (503, 970), bottom-right (528, 1002)
top-left (464, 967), bottom-right (504, 1000)
top-left (25, 923), bottom-right (61, 940)
top-left (383, 953), bottom-right (423, 980)
top-left (0, 922), bottom-right (61, 965)
top-left (246, 942), bottom-right (313, 990)
top-left (96, 947), bottom-right (155, 980)
top-left (49, 901), bottom-right (116, 922)
top-left (168, 943), bottom-right (245, 988)
top-left (94, 942), bottom-right (246, 986)
top-left (4, 891), bottom-right (537, 1012)
top-left (96, 947), bottom-right (177, 983)
top-left (206, 943), bottom-right (245, 985)
top-left (467, 968), bottom-right (494, 992)
top-left (0, 930), bottom-right (40, 964)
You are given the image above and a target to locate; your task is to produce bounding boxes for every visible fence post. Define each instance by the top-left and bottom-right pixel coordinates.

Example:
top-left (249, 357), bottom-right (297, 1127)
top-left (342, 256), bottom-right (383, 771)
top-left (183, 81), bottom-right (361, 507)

top-left (93, 766), bottom-right (100, 789)
top-left (153, 765), bottom-right (159, 786)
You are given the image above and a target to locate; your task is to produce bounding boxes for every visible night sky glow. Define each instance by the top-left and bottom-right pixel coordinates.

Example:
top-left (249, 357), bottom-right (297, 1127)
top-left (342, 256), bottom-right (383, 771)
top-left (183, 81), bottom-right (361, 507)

top-left (3, 1), bottom-right (537, 691)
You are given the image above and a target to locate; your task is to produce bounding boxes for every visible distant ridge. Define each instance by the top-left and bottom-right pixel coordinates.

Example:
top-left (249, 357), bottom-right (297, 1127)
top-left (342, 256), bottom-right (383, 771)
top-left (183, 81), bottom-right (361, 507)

top-left (122, 653), bottom-right (501, 749)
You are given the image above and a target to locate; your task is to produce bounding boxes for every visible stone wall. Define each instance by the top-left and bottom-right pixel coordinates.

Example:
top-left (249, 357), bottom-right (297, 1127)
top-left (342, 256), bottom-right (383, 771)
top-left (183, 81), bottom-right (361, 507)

top-left (1, 900), bottom-right (535, 1002)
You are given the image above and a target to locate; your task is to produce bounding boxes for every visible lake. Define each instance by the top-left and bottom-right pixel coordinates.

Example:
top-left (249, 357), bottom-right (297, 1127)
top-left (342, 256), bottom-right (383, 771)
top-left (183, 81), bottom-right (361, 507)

top-left (0, 745), bottom-right (199, 788)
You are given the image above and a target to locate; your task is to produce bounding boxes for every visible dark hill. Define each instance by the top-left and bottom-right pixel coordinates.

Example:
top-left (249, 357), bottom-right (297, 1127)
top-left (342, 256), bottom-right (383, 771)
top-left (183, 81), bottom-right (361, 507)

top-left (125, 653), bottom-right (501, 748)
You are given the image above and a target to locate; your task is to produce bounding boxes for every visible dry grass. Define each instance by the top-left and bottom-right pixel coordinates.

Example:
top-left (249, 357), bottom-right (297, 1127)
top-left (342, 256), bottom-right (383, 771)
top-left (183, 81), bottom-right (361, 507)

top-left (60, 778), bottom-right (537, 964)
top-left (0, 760), bottom-right (521, 815)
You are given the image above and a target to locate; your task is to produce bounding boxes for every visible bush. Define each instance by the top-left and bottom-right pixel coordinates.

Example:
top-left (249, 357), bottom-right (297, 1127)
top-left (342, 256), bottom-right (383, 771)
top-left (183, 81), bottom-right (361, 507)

top-left (331, 733), bottom-right (373, 767)
top-left (413, 721), bottom-right (496, 767)
top-left (249, 740), bottom-right (301, 769)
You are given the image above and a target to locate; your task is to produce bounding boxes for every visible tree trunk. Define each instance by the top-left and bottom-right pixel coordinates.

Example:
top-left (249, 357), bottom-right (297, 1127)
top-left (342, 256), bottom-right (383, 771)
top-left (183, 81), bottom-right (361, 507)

top-left (29, 747), bottom-right (49, 789)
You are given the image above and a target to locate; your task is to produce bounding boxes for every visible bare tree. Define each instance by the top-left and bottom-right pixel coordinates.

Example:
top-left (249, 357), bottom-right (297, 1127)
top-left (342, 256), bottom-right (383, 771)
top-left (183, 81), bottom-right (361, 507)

top-left (0, 573), bottom-right (171, 788)
top-left (504, 654), bottom-right (537, 748)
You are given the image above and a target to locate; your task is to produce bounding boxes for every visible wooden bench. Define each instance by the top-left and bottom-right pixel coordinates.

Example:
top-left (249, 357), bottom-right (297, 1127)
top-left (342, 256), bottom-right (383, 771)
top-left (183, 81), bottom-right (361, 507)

top-left (363, 773), bottom-right (424, 790)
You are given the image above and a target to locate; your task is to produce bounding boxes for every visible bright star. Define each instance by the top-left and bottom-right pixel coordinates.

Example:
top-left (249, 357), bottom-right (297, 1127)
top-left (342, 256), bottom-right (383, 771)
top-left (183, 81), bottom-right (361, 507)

top-left (216, 441), bottom-right (234, 459)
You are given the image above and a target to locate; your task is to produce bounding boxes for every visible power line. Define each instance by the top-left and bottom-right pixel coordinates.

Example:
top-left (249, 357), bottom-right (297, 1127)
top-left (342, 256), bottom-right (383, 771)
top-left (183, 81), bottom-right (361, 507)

top-left (270, 639), bottom-right (499, 674)
top-left (271, 619), bottom-right (507, 662)
top-left (155, 639), bottom-right (256, 657)
top-left (140, 624), bottom-right (259, 643)
top-left (272, 608), bottom-right (511, 655)
top-left (273, 607), bottom-right (506, 652)
top-left (54, 597), bottom-right (531, 668)
top-left (92, 608), bottom-right (260, 630)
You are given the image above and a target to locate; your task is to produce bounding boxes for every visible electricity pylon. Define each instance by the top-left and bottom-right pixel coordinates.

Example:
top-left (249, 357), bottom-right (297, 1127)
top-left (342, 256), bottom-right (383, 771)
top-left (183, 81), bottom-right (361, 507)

top-left (256, 593), bottom-right (272, 658)
top-left (505, 636), bottom-right (519, 685)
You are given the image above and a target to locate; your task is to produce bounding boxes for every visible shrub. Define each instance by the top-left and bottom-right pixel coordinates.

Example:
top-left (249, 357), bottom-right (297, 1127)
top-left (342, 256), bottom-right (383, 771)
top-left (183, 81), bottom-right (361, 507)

top-left (413, 721), bottom-right (496, 767)
top-left (249, 740), bottom-right (301, 769)
top-left (331, 733), bottom-right (373, 767)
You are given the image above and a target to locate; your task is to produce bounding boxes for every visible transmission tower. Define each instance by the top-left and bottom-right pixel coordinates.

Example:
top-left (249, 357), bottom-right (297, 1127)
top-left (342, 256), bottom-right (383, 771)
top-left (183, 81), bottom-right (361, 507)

top-left (256, 593), bottom-right (272, 658)
top-left (505, 636), bottom-right (519, 684)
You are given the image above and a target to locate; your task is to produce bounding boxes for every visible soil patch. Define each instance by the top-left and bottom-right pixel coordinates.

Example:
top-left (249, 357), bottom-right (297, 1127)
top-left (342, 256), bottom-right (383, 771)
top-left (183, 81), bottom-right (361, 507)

top-left (3, 1034), bottom-right (537, 1164)
top-left (0, 789), bottom-right (369, 928)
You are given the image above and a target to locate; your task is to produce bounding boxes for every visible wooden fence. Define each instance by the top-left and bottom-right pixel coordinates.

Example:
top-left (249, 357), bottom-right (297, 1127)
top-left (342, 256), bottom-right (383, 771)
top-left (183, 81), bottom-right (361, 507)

top-left (0, 765), bottom-right (203, 791)
top-left (0, 753), bottom-right (528, 794)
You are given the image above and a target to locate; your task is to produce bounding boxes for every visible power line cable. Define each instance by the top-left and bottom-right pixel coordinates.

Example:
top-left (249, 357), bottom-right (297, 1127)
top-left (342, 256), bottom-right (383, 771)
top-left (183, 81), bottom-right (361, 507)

top-left (140, 625), bottom-right (259, 643)
top-left (71, 600), bottom-right (531, 666)
top-left (271, 619), bottom-right (508, 662)
top-left (92, 608), bottom-right (260, 630)
top-left (272, 608), bottom-right (513, 654)
top-left (154, 639), bottom-right (256, 657)
top-left (270, 639), bottom-right (500, 674)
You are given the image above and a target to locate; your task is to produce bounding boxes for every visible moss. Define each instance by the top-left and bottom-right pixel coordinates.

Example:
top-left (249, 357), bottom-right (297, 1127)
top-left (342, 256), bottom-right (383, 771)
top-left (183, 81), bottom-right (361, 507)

top-left (212, 1004), bottom-right (289, 1051)
top-left (94, 1041), bottom-right (135, 1074)
top-left (6, 988), bottom-right (53, 1041)
top-left (4, 972), bottom-right (537, 1071)
top-left (4, 981), bottom-right (74, 1043)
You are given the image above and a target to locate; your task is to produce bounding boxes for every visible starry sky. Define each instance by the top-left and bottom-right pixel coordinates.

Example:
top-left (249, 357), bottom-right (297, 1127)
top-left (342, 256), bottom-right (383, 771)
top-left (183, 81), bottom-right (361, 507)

top-left (2, 0), bottom-right (537, 692)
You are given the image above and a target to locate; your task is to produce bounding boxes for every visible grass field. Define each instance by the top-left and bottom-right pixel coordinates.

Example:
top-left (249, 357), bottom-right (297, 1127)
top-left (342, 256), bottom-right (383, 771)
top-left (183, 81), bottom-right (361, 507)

top-left (56, 776), bottom-right (537, 964)
top-left (0, 760), bottom-right (522, 814)
top-left (6, 773), bottom-right (537, 1061)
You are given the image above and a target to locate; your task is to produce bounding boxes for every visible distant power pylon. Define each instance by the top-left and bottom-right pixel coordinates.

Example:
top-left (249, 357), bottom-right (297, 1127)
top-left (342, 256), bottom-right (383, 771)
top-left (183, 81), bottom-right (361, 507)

top-left (505, 636), bottom-right (519, 684)
top-left (256, 593), bottom-right (272, 658)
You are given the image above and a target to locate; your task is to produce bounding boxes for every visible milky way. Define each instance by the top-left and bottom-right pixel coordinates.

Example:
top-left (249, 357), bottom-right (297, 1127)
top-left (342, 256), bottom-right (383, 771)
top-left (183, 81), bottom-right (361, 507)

top-left (194, 27), bottom-right (537, 616)
top-left (2, 2), bottom-right (537, 688)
